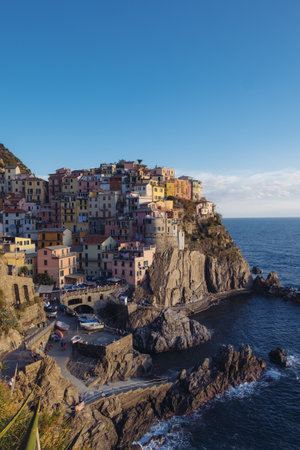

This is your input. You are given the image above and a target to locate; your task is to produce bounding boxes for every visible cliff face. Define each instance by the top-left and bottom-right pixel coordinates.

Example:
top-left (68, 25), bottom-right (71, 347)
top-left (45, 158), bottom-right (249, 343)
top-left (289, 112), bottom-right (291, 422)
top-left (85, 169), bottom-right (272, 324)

top-left (135, 247), bottom-right (251, 307)
top-left (135, 217), bottom-right (252, 306)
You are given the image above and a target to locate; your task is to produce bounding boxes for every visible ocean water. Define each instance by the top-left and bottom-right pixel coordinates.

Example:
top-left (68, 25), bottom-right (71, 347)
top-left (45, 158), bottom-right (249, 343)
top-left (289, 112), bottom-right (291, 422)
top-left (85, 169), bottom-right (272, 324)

top-left (139, 218), bottom-right (300, 449)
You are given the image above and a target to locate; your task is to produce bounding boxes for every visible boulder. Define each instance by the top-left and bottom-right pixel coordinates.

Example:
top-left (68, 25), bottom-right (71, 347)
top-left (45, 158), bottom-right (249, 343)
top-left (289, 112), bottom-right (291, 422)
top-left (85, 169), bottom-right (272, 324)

top-left (252, 266), bottom-right (263, 274)
top-left (269, 347), bottom-right (288, 367)
top-left (132, 308), bottom-right (211, 353)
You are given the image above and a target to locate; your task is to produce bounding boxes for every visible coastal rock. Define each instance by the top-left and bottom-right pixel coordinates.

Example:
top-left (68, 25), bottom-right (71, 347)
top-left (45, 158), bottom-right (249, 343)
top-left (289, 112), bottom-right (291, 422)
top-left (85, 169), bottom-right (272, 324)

top-left (253, 271), bottom-right (281, 294)
top-left (92, 349), bottom-right (152, 383)
top-left (252, 266), bottom-right (263, 274)
top-left (74, 344), bottom-right (266, 449)
top-left (67, 347), bottom-right (153, 385)
top-left (67, 406), bottom-right (118, 450)
top-left (130, 308), bottom-right (211, 353)
top-left (134, 247), bottom-right (252, 307)
top-left (269, 347), bottom-right (288, 367)
top-left (16, 356), bottom-right (78, 411)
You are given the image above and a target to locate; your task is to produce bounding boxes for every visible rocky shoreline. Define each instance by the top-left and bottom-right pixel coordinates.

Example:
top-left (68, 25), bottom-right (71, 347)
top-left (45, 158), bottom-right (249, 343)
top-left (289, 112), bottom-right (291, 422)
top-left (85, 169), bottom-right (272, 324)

top-left (14, 344), bottom-right (265, 449)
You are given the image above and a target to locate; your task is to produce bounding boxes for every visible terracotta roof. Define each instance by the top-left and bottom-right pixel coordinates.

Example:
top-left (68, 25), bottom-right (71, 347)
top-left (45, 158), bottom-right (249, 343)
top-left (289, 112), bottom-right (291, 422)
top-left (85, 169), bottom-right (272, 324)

top-left (83, 235), bottom-right (110, 245)
top-left (3, 209), bottom-right (27, 214)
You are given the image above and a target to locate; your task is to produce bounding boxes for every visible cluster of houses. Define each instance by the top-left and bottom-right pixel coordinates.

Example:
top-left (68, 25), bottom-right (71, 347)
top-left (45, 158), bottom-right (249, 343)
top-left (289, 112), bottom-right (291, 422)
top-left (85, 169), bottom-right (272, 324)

top-left (0, 161), bottom-right (213, 289)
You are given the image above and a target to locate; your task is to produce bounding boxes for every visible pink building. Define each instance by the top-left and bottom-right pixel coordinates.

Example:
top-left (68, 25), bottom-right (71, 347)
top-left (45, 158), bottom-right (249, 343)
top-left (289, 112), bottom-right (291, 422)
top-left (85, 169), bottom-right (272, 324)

top-left (104, 217), bottom-right (137, 243)
top-left (112, 243), bottom-right (156, 286)
top-left (3, 195), bottom-right (26, 210)
top-left (37, 245), bottom-right (77, 288)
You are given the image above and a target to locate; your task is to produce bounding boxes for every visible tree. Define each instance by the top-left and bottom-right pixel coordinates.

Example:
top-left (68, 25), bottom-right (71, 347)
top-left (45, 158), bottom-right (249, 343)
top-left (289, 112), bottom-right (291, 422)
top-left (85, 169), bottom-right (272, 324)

top-left (33, 273), bottom-right (54, 285)
top-left (19, 266), bottom-right (28, 275)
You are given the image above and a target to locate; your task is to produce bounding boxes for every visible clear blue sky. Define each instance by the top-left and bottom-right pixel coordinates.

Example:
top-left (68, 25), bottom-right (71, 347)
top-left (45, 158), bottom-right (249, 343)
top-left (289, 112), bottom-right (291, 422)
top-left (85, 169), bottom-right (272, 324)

top-left (1, 0), bottom-right (300, 217)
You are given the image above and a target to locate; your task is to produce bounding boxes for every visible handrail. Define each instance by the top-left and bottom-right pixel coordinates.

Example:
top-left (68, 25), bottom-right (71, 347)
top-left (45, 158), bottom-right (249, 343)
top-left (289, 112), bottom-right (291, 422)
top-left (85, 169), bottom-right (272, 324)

top-left (0, 391), bottom-right (33, 440)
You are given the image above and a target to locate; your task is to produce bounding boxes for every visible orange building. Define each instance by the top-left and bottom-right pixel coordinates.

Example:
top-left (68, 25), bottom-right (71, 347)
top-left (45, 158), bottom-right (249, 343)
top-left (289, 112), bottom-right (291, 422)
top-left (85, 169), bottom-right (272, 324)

top-left (174, 178), bottom-right (191, 200)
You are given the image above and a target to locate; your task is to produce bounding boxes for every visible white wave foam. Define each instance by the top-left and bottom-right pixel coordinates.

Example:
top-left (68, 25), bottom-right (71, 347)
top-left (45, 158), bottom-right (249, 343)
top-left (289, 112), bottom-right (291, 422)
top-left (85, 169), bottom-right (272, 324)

top-left (136, 415), bottom-right (194, 450)
top-left (263, 368), bottom-right (281, 382)
top-left (287, 354), bottom-right (300, 368)
top-left (222, 381), bottom-right (258, 400)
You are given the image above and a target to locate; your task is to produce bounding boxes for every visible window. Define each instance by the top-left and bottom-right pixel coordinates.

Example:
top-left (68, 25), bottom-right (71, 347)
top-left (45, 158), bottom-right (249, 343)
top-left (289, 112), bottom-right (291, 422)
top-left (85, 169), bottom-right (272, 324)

top-left (44, 260), bottom-right (48, 266)
top-left (13, 284), bottom-right (20, 306)
top-left (23, 285), bottom-right (30, 303)
top-left (60, 270), bottom-right (64, 276)
top-left (44, 250), bottom-right (47, 255)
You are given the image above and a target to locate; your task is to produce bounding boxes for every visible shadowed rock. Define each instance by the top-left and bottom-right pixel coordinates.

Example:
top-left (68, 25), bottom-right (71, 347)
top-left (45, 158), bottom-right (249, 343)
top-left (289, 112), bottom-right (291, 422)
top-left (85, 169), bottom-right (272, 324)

top-left (269, 347), bottom-right (288, 367)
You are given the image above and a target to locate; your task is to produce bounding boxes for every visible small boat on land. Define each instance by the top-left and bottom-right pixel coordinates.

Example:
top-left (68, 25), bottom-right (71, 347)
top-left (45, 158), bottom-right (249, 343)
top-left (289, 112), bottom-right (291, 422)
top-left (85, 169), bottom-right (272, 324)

top-left (78, 317), bottom-right (100, 324)
top-left (55, 321), bottom-right (70, 331)
top-left (80, 322), bottom-right (104, 331)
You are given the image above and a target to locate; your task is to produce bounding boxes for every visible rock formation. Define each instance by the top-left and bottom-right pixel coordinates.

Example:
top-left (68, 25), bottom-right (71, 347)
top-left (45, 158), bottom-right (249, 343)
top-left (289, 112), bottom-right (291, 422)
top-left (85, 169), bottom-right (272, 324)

top-left (67, 348), bottom-right (153, 385)
top-left (252, 266), bottom-right (263, 274)
top-left (253, 271), bottom-right (281, 293)
top-left (67, 344), bottom-right (266, 449)
top-left (134, 248), bottom-right (251, 307)
top-left (16, 356), bottom-right (78, 411)
top-left (128, 307), bottom-right (211, 353)
top-left (269, 347), bottom-right (288, 367)
top-left (134, 218), bottom-right (252, 307)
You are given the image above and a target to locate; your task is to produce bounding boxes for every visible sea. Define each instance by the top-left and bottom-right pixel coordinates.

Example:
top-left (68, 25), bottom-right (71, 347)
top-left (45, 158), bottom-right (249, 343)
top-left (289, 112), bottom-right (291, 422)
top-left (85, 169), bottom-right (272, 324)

top-left (138, 218), bottom-right (300, 450)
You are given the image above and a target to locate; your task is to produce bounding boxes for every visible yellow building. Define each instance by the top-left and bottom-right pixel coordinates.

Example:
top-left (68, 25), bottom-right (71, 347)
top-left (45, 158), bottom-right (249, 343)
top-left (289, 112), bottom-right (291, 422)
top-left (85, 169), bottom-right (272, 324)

top-left (25, 253), bottom-right (37, 277)
top-left (2, 251), bottom-right (26, 275)
top-left (62, 175), bottom-right (81, 194)
top-left (75, 196), bottom-right (89, 232)
top-left (37, 228), bottom-right (72, 249)
top-left (152, 184), bottom-right (165, 201)
top-left (25, 177), bottom-right (48, 203)
top-left (0, 237), bottom-right (35, 254)
top-left (156, 199), bottom-right (173, 210)
top-left (165, 180), bottom-right (175, 197)
top-left (72, 231), bottom-right (88, 246)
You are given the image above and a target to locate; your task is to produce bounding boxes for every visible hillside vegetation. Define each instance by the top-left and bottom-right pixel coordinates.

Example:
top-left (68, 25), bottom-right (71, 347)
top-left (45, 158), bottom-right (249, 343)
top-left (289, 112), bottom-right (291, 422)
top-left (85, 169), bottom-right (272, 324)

top-left (0, 143), bottom-right (31, 174)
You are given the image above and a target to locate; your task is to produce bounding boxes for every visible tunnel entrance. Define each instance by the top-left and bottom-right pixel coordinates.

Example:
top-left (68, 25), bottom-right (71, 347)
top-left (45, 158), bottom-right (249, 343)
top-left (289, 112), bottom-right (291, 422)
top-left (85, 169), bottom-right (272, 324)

top-left (74, 304), bottom-right (94, 314)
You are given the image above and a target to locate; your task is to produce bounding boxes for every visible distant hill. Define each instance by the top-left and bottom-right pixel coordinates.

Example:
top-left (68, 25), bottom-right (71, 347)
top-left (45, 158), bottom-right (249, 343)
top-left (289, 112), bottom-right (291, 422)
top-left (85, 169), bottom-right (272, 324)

top-left (0, 143), bottom-right (31, 174)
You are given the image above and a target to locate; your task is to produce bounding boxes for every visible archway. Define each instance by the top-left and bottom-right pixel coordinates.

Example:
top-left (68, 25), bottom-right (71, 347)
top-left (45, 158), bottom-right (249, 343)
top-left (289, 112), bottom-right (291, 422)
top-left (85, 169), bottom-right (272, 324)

top-left (74, 304), bottom-right (94, 314)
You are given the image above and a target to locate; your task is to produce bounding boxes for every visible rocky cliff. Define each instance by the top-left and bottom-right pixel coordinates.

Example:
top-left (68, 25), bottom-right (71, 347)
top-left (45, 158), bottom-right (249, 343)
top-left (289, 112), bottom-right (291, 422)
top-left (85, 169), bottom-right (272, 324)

top-left (135, 247), bottom-right (251, 307)
top-left (135, 215), bottom-right (252, 307)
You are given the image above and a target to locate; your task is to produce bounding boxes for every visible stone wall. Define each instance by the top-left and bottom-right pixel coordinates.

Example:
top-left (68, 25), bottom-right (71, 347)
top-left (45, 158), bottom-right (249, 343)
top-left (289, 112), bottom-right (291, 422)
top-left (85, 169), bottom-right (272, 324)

top-left (0, 257), bottom-right (36, 307)
top-left (61, 285), bottom-right (118, 312)
top-left (76, 333), bottom-right (133, 359)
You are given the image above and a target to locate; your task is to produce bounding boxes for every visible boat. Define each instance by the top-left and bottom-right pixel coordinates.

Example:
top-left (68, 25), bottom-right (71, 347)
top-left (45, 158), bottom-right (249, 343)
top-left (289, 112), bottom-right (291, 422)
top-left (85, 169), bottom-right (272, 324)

top-left (80, 322), bottom-right (104, 331)
top-left (55, 321), bottom-right (70, 331)
top-left (78, 317), bottom-right (100, 324)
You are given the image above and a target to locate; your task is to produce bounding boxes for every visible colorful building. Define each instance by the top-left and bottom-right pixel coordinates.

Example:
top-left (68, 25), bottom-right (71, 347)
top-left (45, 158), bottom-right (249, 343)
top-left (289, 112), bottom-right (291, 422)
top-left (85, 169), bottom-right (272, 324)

top-left (37, 245), bottom-right (77, 288)
top-left (112, 243), bottom-right (156, 286)
top-left (82, 235), bottom-right (118, 277)
top-left (37, 228), bottom-right (72, 249)
top-left (25, 177), bottom-right (48, 204)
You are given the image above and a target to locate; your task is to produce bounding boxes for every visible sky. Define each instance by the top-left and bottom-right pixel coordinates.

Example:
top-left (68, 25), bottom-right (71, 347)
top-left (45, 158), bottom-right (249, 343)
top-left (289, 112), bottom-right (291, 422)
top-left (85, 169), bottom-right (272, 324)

top-left (0, 0), bottom-right (300, 217)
